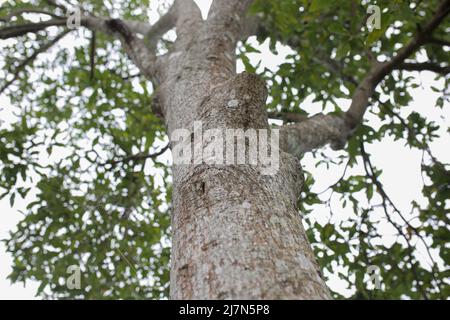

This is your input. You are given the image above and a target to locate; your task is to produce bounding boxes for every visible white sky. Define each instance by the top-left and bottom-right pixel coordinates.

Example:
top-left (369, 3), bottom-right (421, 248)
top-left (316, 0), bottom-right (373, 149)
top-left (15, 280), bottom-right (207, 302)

top-left (0, 0), bottom-right (448, 299)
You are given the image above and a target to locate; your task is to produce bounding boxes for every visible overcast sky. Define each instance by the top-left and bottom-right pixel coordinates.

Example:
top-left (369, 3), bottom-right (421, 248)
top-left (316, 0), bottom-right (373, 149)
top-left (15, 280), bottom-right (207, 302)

top-left (0, 0), bottom-right (448, 299)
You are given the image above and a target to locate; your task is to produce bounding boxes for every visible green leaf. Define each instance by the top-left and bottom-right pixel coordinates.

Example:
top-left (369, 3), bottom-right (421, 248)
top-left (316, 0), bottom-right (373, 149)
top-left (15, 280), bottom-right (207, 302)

top-left (366, 28), bottom-right (385, 45)
top-left (335, 42), bottom-right (351, 59)
top-left (9, 192), bottom-right (16, 207)
top-left (309, 0), bottom-right (331, 12)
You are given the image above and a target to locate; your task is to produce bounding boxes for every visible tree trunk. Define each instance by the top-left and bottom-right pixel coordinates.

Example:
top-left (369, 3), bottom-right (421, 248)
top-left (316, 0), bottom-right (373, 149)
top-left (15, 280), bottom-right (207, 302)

top-left (154, 1), bottom-right (331, 300)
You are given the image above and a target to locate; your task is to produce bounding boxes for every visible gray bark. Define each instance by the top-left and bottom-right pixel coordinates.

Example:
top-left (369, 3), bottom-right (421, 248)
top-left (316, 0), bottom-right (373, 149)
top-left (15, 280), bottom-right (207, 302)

top-left (152, 0), bottom-right (330, 299)
top-left (160, 0), bottom-right (450, 298)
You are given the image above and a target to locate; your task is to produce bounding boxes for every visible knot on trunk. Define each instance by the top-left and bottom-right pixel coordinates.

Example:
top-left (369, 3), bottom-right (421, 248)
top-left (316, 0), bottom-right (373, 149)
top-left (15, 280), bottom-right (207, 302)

top-left (198, 72), bottom-right (269, 130)
top-left (231, 72), bottom-right (268, 107)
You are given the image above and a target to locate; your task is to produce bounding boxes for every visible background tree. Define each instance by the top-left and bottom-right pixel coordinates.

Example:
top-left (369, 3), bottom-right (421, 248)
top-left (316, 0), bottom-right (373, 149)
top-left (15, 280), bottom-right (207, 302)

top-left (0, 0), bottom-right (448, 299)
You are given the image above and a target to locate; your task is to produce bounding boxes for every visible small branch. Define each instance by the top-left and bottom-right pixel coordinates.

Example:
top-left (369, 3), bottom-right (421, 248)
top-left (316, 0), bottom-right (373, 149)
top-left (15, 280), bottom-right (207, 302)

top-left (0, 19), bottom-right (67, 39)
top-left (89, 30), bottom-right (96, 81)
top-left (429, 37), bottom-right (450, 47)
top-left (0, 13), bottom-right (152, 39)
top-left (376, 0), bottom-right (450, 79)
top-left (0, 9), bottom-right (63, 22)
top-left (0, 30), bottom-right (71, 95)
top-left (107, 67), bottom-right (141, 80)
top-left (361, 143), bottom-right (429, 299)
top-left (377, 97), bottom-right (448, 170)
top-left (102, 144), bottom-right (170, 167)
top-left (105, 18), bottom-right (158, 81)
top-left (312, 53), bottom-right (358, 86)
top-left (45, 0), bottom-right (67, 11)
top-left (317, 159), bottom-right (351, 196)
top-left (360, 142), bottom-right (443, 298)
top-left (397, 62), bottom-right (450, 75)
top-left (116, 72), bottom-right (141, 80)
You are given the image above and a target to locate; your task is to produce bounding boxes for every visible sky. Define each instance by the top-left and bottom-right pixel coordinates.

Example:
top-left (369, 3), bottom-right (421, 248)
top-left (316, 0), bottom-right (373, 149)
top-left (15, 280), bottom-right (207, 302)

top-left (0, 0), bottom-right (448, 299)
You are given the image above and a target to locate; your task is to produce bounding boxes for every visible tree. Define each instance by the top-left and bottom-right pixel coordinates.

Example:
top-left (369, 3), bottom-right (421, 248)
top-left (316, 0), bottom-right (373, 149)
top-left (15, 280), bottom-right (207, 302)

top-left (0, 0), bottom-right (448, 299)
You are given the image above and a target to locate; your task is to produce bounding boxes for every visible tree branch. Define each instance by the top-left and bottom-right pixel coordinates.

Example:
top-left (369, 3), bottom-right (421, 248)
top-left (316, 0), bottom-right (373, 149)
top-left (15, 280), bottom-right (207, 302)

top-left (0, 30), bottom-right (71, 95)
top-left (268, 111), bottom-right (308, 123)
top-left (280, 114), bottom-right (350, 157)
top-left (105, 18), bottom-right (158, 82)
top-left (207, 0), bottom-right (255, 33)
top-left (0, 15), bottom-right (149, 39)
top-left (429, 37), bottom-right (450, 47)
top-left (0, 5), bottom-right (169, 82)
top-left (0, 19), bottom-right (67, 39)
top-left (0, 9), bottom-right (63, 22)
top-left (102, 144), bottom-right (170, 167)
top-left (360, 142), bottom-right (443, 298)
top-left (397, 62), bottom-right (450, 75)
top-left (172, 0), bottom-right (202, 41)
top-left (145, 1), bottom-right (179, 48)
top-left (45, 0), bottom-right (66, 11)
top-left (89, 30), bottom-right (96, 81)
top-left (346, 0), bottom-right (449, 128)
top-left (280, 0), bottom-right (450, 158)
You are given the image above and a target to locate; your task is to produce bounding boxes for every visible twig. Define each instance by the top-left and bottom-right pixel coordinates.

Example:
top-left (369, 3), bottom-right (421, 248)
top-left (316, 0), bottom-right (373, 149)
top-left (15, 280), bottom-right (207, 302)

top-left (102, 144), bottom-right (170, 167)
top-left (0, 30), bottom-right (71, 95)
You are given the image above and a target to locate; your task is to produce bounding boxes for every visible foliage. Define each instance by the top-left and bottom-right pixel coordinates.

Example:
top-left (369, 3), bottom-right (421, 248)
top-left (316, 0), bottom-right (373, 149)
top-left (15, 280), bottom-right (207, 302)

top-left (0, 0), bottom-right (449, 299)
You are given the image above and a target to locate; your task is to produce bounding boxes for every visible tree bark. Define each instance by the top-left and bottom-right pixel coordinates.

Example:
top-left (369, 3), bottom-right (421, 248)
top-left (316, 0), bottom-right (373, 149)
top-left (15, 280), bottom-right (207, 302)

top-left (154, 0), bottom-right (331, 299)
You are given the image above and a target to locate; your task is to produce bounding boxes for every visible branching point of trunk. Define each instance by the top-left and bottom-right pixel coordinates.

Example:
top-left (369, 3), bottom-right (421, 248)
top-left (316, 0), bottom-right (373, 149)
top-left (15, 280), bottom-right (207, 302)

top-left (106, 18), bottom-right (134, 43)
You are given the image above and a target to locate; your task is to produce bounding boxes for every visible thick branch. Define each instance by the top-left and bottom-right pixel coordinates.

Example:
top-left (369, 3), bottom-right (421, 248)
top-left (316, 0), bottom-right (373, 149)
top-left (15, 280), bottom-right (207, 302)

top-left (347, 0), bottom-right (450, 128)
top-left (0, 9), bottom-right (164, 82)
top-left (0, 16), bottom-right (129, 39)
top-left (171, 0), bottom-right (202, 42)
top-left (207, 0), bottom-right (255, 34)
top-left (145, 2), bottom-right (179, 48)
top-left (280, 0), bottom-right (450, 158)
top-left (268, 111), bottom-right (308, 123)
top-left (280, 114), bottom-right (350, 156)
